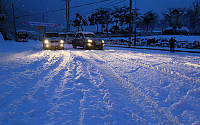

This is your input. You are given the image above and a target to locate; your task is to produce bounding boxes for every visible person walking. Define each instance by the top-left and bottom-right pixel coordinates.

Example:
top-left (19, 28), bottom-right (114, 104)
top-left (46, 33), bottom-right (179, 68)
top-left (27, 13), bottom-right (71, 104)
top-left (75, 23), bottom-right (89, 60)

top-left (169, 37), bottom-right (175, 53)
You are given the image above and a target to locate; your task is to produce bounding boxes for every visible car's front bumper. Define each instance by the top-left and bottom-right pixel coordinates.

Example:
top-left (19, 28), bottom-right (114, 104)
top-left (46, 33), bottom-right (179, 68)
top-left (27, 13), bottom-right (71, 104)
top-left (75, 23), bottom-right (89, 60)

top-left (43, 43), bottom-right (64, 49)
top-left (87, 42), bottom-right (104, 48)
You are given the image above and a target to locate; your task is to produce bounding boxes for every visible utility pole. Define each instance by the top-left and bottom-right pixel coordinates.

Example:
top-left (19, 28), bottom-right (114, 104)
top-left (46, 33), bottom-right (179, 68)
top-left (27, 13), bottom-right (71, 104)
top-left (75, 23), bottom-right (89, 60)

top-left (68, 0), bottom-right (70, 31)
top-left (128, 0), bottom-right (132, 47)
top-left (66, 0), bottom-right (70, 32)
top-left (42, 12), bottom-right (46, 33)
top-left (134, 0), bottom-right (137, 46)
top-left (12, 3), bottom-right (17, 41)
top-left (0, 0), bottom-right (2, 14)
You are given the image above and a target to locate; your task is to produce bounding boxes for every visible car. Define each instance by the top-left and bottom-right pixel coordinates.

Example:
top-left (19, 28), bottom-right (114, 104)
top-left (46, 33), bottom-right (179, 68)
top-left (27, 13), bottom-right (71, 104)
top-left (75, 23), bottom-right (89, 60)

top-left (66, 32), bottom-right (75, 44)
top-left (27, 31), bottom-right (38, 41)
top-left (43, 32), bottom-right (64, 50)
top-left (39, 34), bottom-right (44, 41)
top-left (72, 32), bottom-right (104, 50)
top-left (59, 32), bottom-right (67, 43)
top-left (16, 30), bottom-right (28, 42)
top-left (59, 32), bottom-right (76, 44)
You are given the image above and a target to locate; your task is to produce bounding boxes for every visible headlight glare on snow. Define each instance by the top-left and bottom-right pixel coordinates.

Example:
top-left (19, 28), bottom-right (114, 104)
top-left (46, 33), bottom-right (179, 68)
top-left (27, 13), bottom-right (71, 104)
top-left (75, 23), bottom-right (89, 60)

top-left (44, 40), bottom-right (49, 44)
top-left (88, 39), bottom-right (93, 43)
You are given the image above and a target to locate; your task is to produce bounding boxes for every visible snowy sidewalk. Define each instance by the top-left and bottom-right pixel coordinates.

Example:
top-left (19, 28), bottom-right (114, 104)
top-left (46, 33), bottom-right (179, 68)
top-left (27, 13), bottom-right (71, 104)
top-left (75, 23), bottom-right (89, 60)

top-left (105, 44), bottom-right (200, 53)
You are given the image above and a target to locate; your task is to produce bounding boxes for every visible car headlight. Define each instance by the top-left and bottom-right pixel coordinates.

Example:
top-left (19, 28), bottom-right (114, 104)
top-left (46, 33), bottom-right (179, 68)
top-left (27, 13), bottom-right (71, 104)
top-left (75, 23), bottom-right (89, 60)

top-left (60, 40), bottom-right (64, 44)
top-left (87, 43), bottom-right (92, 46)
top-left (102, 40), bottom-right (105, 44)
top-left (44, 40), bottom-right (49, 44)
top-left (88, 39), bottom-right (93, 43)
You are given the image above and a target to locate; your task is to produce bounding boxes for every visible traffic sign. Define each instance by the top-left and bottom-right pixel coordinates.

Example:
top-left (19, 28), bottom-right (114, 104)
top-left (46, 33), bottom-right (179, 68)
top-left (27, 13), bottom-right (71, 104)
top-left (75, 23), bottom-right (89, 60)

top-left (37, 26), bottom-right (44, 30)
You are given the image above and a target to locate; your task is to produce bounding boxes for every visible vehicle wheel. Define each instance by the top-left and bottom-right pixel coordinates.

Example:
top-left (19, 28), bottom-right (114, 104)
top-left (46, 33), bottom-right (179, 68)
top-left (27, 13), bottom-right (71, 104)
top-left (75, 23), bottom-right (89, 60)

top-left (72, 43), bottom-right (77, 48)
top-left (83, 43), bottom-right (90, 50)
top-left (43, 45), bottom-right (47, 50)
top-left (98, 47), bottom-right (103, 50)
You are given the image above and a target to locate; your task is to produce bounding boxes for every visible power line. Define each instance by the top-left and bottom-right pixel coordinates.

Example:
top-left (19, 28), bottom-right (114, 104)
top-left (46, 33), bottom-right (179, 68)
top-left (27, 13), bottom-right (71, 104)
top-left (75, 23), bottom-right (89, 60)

top-left (15, 0), bottom-right (112, 18)
top-left (104, 0), bottom-right (126, 8)
top-left (72, 0), bottom-right (126, 18)
top-left (15, 8), bottom-right (65, 18)
top-left (70, 0), bottom-right (110, 9)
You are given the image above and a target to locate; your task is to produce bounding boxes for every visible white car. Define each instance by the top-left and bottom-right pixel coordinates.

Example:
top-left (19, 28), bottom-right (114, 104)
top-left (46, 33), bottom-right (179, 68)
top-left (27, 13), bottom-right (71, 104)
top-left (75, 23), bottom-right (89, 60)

top-left (72, 32), bottom-right (104, 50)
top-left (43, 32), bottom-right (64, 50)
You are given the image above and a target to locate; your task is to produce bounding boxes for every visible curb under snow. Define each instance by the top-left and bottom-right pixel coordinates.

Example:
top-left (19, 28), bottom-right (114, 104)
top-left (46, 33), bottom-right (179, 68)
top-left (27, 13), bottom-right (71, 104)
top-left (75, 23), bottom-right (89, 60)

top-left (105, 44), bottom-right (200, 53)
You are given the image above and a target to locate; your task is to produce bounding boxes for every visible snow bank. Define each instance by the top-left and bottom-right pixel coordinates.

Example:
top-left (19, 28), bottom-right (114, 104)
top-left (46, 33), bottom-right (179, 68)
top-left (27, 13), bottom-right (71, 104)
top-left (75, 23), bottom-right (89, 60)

top-left (0, 32), bottom-right (4, 42)
top-left (138, 35), bottom-right (200, 42)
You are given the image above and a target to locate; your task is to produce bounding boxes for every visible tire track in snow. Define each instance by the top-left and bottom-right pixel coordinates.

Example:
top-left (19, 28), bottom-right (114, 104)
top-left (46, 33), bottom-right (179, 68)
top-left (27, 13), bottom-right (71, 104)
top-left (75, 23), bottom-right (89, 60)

top-left (46, 51), bottom-right (113, 124)
top-left (0, 50), bottom-right (70, 124)
top-left (110, 52), bottom-right (200, 86)
top-left (72, 50), bottom-right (174, 124)
top-left (44, 51), bottom-right (110, 124)
top-left (0, 50), bottom-right (50, 103)
top-left (43, 52), bottom-right (85, 125)
top-left (93, 50), bottom-right (199, 124)
top-left (70, 51), bottom-right (138, 124)
top-left (91, 52), bottom-right (180, 124)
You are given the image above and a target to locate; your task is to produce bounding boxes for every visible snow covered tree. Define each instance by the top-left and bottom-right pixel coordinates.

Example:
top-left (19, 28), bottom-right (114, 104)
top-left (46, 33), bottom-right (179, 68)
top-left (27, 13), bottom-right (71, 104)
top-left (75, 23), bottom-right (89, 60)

top-left (101, 8), bottom-right (113, 33)
top-left (89, 8), bottom-right (112, 33)
top-left (72, 13), bottom-right (87, 32)
top-left (112, 6), bottom-right (130, 33)
top-left (142, 11), bottom-right (158, 32)
top-left (187, 0), bottom-right (200, 34)
top-left (88, 11), bottom-right (100, 33)
top-left (0, 0), bottom-right (13, 40)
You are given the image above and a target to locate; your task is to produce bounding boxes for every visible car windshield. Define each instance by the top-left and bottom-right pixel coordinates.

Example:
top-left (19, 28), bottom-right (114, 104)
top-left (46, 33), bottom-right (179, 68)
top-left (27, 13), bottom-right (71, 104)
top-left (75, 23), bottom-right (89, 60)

top-left (59, 34), bottom-right (66, 37)
top-left (17, 33), bottom-right (27, 37)
top-left (85, 34), bottom-right (96, 38)
top-left (45, 33), bottom-right (59, 37)
top-left (67, 34), bottom-right (75, 37)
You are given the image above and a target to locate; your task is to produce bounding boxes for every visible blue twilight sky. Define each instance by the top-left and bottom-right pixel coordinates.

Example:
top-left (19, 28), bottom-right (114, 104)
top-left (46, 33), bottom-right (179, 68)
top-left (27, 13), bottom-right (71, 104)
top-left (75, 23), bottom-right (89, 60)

top-left (13, 0), bottom-right (196, 32)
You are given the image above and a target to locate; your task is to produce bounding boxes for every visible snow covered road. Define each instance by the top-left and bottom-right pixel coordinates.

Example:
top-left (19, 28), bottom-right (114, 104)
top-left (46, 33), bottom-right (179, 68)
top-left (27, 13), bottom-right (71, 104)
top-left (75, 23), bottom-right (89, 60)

top-left (0, 40), bottom-right (200, 125)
